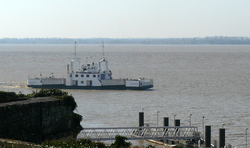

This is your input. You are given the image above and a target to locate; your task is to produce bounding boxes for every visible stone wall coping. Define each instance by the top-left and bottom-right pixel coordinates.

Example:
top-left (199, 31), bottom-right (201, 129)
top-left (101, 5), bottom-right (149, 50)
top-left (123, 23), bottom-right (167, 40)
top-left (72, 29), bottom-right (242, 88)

top-left (0, 97), bottom-right (59, 107)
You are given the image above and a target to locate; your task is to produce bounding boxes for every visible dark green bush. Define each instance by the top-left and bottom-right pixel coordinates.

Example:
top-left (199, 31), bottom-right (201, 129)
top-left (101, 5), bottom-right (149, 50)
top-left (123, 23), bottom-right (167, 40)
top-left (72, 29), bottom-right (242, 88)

top-left (57, 95), bottom-right (77, 111)
top-left (110, 135), bottom-right (132, 148)
top-left (73, 112), bottom-right (83, 129)
top-left (0, 91), bottom-right (19, 103)
top-left (41, 135), bottom-right (134, 148)
top-left (28, 89), bottom-right (77, 111)
top-left (30, 88), bottom-right (68, 98)
top-left (41, 139), bottom-right (106, 148)
top-left (17, 91), bottom-right (26, 99)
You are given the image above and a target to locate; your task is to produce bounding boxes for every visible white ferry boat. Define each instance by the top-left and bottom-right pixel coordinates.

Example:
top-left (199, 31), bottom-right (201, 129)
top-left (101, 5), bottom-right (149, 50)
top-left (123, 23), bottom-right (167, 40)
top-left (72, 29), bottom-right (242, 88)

top-left (27, 43), bottom-right (153, 90)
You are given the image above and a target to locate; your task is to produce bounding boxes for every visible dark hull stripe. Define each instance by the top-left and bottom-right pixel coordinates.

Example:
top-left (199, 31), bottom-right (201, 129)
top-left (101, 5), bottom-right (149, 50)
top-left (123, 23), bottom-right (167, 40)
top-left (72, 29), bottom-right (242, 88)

top-left (27, 85), bottom-right (153, 90)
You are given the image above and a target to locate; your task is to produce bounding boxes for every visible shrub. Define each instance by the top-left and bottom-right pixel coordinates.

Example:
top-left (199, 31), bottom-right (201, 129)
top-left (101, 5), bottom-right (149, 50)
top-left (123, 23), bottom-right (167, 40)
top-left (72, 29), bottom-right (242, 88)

top-left (41, 139), bottom-right (106, 148)
top-left (0, 91), bottom-right (18, 103)
top-left (110, 135), bottom-right (132, 148)
top-left (29, 89), bottom-right (77, 111)
top-left (57, 95), bottom-right (77, 111)
top-left (30, 88), bottom-right (68, 98)
top-left (73, 112), bottom-right (83, 130)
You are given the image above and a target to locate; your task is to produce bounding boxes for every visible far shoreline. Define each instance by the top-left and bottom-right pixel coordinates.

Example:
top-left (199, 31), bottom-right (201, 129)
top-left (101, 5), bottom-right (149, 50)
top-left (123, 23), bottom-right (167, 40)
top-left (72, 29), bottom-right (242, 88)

top-left (1, 36), bottom-right (250, 44)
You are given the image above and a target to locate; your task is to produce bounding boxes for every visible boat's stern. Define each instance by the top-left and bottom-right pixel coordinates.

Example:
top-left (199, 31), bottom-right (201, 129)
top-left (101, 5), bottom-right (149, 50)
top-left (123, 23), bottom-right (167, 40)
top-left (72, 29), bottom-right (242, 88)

top-left (124, 78), bottom-right (153, 90)
top-left (27, 77), bottom-right (42, 87)
top-left (139, 78), bottom-right (153, 89)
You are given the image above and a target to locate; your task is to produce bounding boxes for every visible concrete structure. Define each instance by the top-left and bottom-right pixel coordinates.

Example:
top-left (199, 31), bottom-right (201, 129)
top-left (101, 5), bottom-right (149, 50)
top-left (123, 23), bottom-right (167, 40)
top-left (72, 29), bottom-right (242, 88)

top-left (0, 97), bottom-right (74, 143)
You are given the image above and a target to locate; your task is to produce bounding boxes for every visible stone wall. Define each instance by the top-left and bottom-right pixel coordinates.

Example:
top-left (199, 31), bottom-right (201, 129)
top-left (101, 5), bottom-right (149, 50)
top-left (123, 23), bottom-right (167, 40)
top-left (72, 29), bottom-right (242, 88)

top-left (0, 97), bottom-right (73, 143)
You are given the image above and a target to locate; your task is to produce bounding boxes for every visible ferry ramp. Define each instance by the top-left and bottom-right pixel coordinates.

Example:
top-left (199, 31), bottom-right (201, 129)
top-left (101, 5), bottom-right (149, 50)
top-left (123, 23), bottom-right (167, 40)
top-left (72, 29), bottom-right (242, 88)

top-left (78, 126), bottom-right (199, 141)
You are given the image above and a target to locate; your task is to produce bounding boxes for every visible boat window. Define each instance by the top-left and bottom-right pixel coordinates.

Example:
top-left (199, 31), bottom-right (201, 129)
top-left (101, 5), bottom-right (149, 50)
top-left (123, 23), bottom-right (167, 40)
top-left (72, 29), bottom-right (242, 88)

top-left (98, 75), bottom-right (100, 77)
top-left (75, 74), bottom-right (78, 77)
top-left (81, 75), bottom-right (84, 77)
top-left (101, 74), bottom-right (105, 80)
top-left (87, 75), bottom-right (89, 77)
top-left (93, 75), bottom-right (96, 77)
top-left (70, 74), bottom-right (72, 77)
top-left (81, 81), bottom-right (84, 84)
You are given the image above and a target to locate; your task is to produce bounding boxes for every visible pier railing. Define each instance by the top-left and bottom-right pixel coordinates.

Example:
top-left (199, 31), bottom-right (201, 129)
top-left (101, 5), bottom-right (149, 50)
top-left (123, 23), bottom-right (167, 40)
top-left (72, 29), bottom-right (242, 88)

top-left (78, 126), bottom-right (199, 141)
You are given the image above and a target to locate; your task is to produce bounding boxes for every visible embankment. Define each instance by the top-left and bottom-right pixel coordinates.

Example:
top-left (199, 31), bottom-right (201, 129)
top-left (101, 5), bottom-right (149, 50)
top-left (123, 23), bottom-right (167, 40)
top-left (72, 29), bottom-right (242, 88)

top-left (0, 96), bottom-right (78, 143)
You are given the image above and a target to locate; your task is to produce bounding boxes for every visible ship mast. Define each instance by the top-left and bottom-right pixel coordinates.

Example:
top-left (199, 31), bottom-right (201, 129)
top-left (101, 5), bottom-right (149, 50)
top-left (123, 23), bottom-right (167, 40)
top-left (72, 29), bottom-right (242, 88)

top-left (99, 41), bottom-right (109, 72)
top-left (74, 41), bottom-right (77, 58)
top-left (101, 40), bottom-right (105, 60)
top-left (71, 41), bottom-right (81, 73)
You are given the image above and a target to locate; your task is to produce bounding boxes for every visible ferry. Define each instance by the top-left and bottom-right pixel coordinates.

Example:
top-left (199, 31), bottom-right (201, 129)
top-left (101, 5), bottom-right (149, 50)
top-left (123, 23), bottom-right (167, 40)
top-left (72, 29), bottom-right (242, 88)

top-left (27, 43), bottom-right (153, 90)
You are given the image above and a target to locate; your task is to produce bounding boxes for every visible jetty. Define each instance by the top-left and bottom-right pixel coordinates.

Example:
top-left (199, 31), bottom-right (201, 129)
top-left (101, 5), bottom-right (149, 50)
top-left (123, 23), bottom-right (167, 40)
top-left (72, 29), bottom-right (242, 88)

top-left (77, 112), bottom-right (238, 148)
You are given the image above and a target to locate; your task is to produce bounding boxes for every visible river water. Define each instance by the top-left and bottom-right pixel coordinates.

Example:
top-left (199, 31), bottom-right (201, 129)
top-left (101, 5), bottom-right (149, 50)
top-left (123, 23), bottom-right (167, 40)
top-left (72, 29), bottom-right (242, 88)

top-left (0, 44), bottom-right (249, 147)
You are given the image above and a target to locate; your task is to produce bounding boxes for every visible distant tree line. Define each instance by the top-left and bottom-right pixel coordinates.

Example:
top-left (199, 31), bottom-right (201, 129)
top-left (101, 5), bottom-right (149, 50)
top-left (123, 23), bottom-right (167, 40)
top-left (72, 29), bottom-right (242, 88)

top-left (0, 36), bottom-right (250, 44)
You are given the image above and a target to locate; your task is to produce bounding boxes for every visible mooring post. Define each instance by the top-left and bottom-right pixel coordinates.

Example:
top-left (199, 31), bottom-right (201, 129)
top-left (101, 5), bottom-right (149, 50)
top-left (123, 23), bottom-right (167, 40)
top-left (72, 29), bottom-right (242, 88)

top-left (164, 117), bottom-right (169, 126)
top-left (205, 125), bottom-right (211, 147)
top-left (175, 119), bottom-right (180, 126)
top-left (219, 128), bottom-right (225, 148)
top-left (139, 112), bottom-right (144, 127)
top-left (163, 117), bottom-right (169, 143)
top-left (174, 119), bottom-right (180, 137)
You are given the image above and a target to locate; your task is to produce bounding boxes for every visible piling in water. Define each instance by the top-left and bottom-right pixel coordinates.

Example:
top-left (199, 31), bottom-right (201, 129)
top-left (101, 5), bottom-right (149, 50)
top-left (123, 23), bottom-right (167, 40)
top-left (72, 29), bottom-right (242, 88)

top-left (139, 112), bottom-right (144, 127)
top-left (219, 128), bottom-right (225, 148)
top-left (205, 125), bottom-right (211, 147)
top-left (163, 117), bottom-right (169, 126)
top-left (175, 119), bottom-right (180, 126)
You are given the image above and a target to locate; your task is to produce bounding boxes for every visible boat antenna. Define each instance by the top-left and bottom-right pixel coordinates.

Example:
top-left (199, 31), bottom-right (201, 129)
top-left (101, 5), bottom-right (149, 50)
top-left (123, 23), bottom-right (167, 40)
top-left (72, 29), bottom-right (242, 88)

top-left (74, 41), bottom-right (77, 58)
top-left (101, 40), bottom-right (105, 60)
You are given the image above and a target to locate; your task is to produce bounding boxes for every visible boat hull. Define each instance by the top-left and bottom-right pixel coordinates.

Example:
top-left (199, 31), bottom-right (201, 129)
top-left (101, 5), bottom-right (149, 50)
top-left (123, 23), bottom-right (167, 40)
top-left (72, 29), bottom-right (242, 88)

top-left (27, 84), bottom-right (153, 90)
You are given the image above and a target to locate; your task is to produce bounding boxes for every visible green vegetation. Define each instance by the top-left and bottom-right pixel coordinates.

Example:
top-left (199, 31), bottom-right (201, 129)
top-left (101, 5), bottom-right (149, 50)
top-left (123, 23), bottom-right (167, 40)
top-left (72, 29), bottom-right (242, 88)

top-left (1, 88), bottom-right (77, 109)
top-left (73, 112), bottom-right (83, 129)
top-left (0, 91), bottom-right (17, 98)
top-left (172, 146), bottom-right (182, 148)
top-left (27, 89), bottom-right (77, 111)
top-left (41, 135), bottom-right (156, 148)
top-left (0, 91), bottom-right (19, 103)
top-left (110, 135), bottom-right (132, 148)
top-left (10, 89), bottom-right (78, 112)
top-left (41, 139), bottom-right (106, 148)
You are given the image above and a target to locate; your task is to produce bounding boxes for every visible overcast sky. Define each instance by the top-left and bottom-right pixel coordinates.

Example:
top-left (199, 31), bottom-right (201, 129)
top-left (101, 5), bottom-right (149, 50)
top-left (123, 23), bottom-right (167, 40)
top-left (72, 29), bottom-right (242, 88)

top-left (1, 0), bottom-right (250, 38)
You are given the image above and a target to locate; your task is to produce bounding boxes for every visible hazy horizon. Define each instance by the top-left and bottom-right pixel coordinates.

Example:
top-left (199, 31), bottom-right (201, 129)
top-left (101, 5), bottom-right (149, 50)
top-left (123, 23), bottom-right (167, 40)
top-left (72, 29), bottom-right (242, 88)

top-left (1, 0), bottom-right (250, 38)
